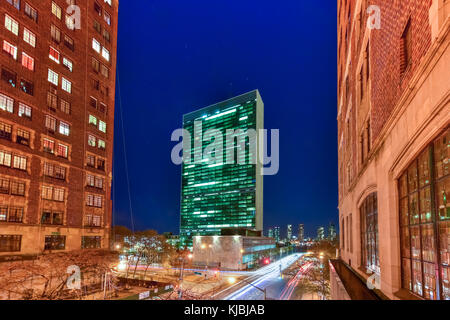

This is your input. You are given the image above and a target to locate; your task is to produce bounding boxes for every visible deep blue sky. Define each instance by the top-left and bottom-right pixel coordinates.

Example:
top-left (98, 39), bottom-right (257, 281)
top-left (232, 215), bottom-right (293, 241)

top-left (113, 0), bottom-right (337, 238)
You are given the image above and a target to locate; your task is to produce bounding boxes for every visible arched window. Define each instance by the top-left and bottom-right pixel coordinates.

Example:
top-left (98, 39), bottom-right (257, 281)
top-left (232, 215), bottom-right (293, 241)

top-left (360, 192), bottom-right (379, 274)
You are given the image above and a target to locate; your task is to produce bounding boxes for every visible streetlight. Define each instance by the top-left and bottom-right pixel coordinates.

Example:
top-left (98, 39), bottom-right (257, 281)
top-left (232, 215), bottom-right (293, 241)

top-left (178, 253), bottom-right (193, 300)
top-left (227, 277), bottom-right (267, 300)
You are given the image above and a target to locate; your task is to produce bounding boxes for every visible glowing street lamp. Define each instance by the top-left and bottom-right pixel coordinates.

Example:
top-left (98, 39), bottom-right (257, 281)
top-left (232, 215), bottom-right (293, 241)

top-left (117, 261), bottom-right (127, 272)
top-left (228, 277), bottom-right (237, 284)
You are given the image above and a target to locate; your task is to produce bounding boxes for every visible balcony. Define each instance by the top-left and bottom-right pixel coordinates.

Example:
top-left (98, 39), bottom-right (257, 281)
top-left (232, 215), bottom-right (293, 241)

top-left (329, 259), bottom-right (387, 300)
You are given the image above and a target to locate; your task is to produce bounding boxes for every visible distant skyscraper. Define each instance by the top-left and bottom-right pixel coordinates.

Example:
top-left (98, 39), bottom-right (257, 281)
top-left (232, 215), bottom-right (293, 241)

top-left (328, 223), bottom-right (337, 241)
top-left (287, 224), bottom-right (292, 240)
top-left (317, 227), bottom-right (325, 241)
top-left (179, 90), bottom-right (264, 248)
top-left (268, 228), bottom-right (274, 238)
top-left (274, 226), bottom-right (280, 243)
top-left (298, 224), bottom-right (304, 242)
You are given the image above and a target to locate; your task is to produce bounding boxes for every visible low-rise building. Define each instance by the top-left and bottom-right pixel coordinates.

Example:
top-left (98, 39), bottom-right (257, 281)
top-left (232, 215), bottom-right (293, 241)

top-left (192, 234), bottom-right (276, 270)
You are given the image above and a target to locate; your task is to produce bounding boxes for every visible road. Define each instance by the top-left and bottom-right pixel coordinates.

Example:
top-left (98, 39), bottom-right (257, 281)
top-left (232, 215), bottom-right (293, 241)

top-left (212, 253), bottom-right (304, 300)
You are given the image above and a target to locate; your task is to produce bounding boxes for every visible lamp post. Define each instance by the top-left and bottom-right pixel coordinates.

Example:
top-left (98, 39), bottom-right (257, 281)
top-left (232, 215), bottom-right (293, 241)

top-left (178, 253), bottom-right (193, 300)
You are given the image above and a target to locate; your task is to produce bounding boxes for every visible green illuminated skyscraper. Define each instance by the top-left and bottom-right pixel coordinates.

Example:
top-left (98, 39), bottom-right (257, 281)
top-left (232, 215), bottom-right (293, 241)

top-left (180, 90), bottom-right (264, 248)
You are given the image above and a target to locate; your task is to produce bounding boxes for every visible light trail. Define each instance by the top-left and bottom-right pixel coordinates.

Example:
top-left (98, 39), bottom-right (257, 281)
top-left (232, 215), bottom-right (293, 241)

top-left (278, 262), bottom-right (313, 300)
top-left (223, 253), bottom-right (303, 300)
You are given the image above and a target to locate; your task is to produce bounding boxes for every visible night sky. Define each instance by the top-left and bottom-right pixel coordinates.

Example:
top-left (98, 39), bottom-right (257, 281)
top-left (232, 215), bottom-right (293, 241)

top-left (113, 0), bottom-right (337, 238)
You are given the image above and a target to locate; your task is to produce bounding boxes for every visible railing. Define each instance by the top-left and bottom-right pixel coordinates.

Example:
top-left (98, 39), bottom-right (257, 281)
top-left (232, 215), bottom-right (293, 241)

top-left (329, 259), bottom-right (384, 300)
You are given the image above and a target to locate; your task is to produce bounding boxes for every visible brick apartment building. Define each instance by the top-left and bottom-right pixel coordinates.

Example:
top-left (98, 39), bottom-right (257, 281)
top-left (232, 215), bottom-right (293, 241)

top-left (0, 0), bottom-right (118, 258)
top-left (333, 0), bottom-right (449, 299)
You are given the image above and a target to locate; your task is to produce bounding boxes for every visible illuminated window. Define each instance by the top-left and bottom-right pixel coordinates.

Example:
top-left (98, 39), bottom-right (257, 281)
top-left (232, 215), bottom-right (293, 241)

top-left (99, 120), bottom-right (106, 133)
top-left (18, 103), bottom-right (31, 118)
top-left (102, 47), bottom-right (110, 61)
top-left (399, 128), bottom-right (450, 300)
top-left (56, 144), bottom-right (68, 158)
top-left (0, 94), bottom-right (14, 113)
top-left (49, 47), bottom-right (60, 63)
top-left (48, 69), bottom-right (58, 85)
top-left (5, 14), bottom-right (19, 35)
top-left (63, 57), bottom-right (73, 72)
top-left (62, 78), bottom-right (71, 93)
top-left (59, 121), bottom-right (70, 136)
top-left (51, 2), bottom-right (62, 19)
top-left (88, 135), bottom-right (96, 147)
top-left (21, 52), bottom-right (34, 71)
top-left (23, 28), bottom-right (36, 47)
top-left (92, 38), bottom-right (101, 53)
top-left (3, 40), bottom-right (17, 60)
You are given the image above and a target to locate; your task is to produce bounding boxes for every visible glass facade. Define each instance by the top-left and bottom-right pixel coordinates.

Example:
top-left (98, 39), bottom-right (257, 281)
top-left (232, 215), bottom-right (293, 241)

top-left (180, 91), bottom-right (263, 248)
top-left (399, 127), bottom-right (449, 300)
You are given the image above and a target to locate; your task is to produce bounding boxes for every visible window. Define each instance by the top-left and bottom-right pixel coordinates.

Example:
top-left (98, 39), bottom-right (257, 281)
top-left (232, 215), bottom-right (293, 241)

top-left (104, 11), bottom-right (111, 25)
top-left (98, 139), bottom-right (106, 150)
top-left (64, 35), bottom-right (74, 51)
top-left (1, 68), bottom-right (17, 87)
top-left (59, 121), bottom-right (70, 136)
top-left (23, 28), bottom-right (36, 47)
top-left (8, 207), bottom-right (23, 222)
top-left (63, 57), bottom-right (73, 72)
top-left (22, 52), bottom-right (34, 71)
top-left (360, 192), bottom-right (379, 274)
top-left (47, 92), bottom-right (57, 111)
top-left (99, 103), bottom-right (107, 114)
top-left (3, 40), bottom-right (17, 60)
top-left (97, 158), bottom-right (105, 171)
top-left (0, 235), bottom-right (21, 252)
top-left (101, 47), bottom-right (110, 61)
top-left (86, 194), bottom-right (103, 208)
top-left (0, 122), bottom-right (12, 140)
top-left (51, 2), bottom-right (62, 19)
top-left (103, 29), bottom-right (110, 43)
top-left (95, 176), bottom-right (104, 189)
top-left (86, 174), bottom-right (95, 187)
top-left (12, 155), bottom-right (27, 170)
top-left (85, 215), bottom-right (101, 227)
top-left (99, 120), bottom-right (106, 133)
top-left (94, 20), bottom-right (101, 33)
top-left (53, 187), bottom-right (65, 201)
top-left (44, 235), bottom-right (66, 250)
top-left (44, 162), bottom-right (66, 180)
top-left (16, 128), bottom-right (30, 146)
top-left (105, 0), bottom-right (112, 6)
top-left (0, 178), bottom-right (9, 194)
top-left (24, 3), bottom-right (38, 22)
top-left (92, 38), bottom-right (101, 53)
top-left (62, 78), bottom-right (72, 93)
top-left (5, 14), bottom-right (19, 35)
top-left (20, 79), bottom-right (33, 95)
top-left (87, 154), bottom-right (95, 167)
top-left (60, 99), bottom-right (71, 114)
top-left (6, 0), bottom-right (21, 10)
top-left (18, 103), bottom-right (32, 118)
top-left (48, 69), bottom-right (59, 85)
top-left (89, 115), bottom-right (98, 126)
top-left (43, 138), bottom-right (55, 153)
top-left (0, 150), bottom-right (12, 167)
top-left (10, 180), bottom-right (25, 196)
top-left (401, 19), bottom-right (412, 75)
top-left (57, 143), bottom-right (68, 158)
top-left (90, 96), bottom-right (97, 108)
top-left (41, 211), bottom-right (62, 225)
top-left (45, 115), bottom-right (57, 132)
top-left (399, 128), bottom-right (450, 300)
top-left (88, 134), bottom-right (96, 147)
top-left (101, 65), bottom-right (109, 78)
top-left (49, 47), bottom-right (60, 63)
top-left (0, 94), bottom-right (14, 113)
top-left (92, 57), bottom-right (100, 73)
top-left (82, 236), bottom-right (101, 249)
top-left (94, 2), bottom-right (102, 15)
top-left (51, 25), bottom-right (61, 43)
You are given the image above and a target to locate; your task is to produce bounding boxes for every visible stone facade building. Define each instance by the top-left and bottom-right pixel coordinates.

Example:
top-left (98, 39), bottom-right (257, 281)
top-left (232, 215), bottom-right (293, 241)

top-left (334, 0), bottom-right (449, 300)
top-left (0, 0), bottom-right (118, 258)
